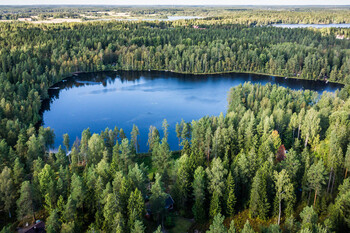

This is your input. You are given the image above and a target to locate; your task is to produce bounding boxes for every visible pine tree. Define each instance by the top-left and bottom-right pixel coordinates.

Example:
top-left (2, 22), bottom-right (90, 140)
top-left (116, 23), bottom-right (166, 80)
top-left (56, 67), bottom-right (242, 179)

top-left (224, 171), bottom-right (236, 217)
top-left (207, 213), bottom-right (227, 233)
top-left (344, 144), bottom-right (350, 179)
top-left (210, 191), bottom-right (221, 219)
top-left (63, 133), bottom-right (70, 153)
top-left (162, 119), bottom-right (169, 141)
top-left (63, 195), bottom-right (77, 223)
top-left (150, 174), bottom-right (167, 224)
top-left (131, 124), bottom-right (140, 154)
top-left (249, 168), bottom-right (269, 219)
top-left (301, 108), bottom-right (320, 148)
top-left (147, 126), bottom-right (160, 152)
top-left (307, 160), bottom-right (326, 207)
top-left (152, 137), bottom-right (171, 183)
top-left (274, 169), bottom-right (295, 225)
top-left (131, 220), bottom-right (145, 233)
top-left (207, 157), bottom-right (227, 197)
top-left (70, 173), bottom-right (86, 209)
top-left (103, 193), bottom-right (118, 232)
top-left (153, 226), bottom-right (162, 233)
top-left (46, 209), bottom-right (61, 233)
top-left (127, 188), bottom-right (144, 230)
top-left (0, 166), bottom-right (15, 218)
top-left (300, 206), bottom-right (318, 232)
top-left (16, 181), bottom-right (34, 221)
top-left (228, 220), bottom-right (237, 233)
top-left (13, 158), bottom-right (24, 187)
top-left (192, 166), bottom-right (206, 222)
top-left (174, 154), bottom-right (191, 212)
top-left (241, 220), bottom-right (255, 233)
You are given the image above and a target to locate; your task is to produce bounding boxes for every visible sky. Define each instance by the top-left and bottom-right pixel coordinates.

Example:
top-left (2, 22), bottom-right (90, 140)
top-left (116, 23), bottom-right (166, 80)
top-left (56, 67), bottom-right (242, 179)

top-left (0, 0), bottom-right (349, 6)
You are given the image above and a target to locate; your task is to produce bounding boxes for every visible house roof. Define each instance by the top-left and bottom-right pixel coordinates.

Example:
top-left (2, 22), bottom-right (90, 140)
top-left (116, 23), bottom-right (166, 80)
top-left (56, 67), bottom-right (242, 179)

top-left (18, 221), bottom-right (45, 233)
top-left (165, 195), bottom-right (174, 208)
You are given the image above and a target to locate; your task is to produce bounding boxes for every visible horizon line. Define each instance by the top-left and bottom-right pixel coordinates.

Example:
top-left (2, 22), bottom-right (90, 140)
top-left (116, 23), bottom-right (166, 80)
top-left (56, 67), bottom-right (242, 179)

top-left (1, 4), bottom-right (350, 6)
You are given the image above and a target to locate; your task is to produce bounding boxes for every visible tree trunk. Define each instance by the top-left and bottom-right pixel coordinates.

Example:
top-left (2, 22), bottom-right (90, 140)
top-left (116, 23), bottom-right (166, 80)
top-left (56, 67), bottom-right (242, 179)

top-left (304, 134), bottom-right (309, 148)
top-left (313, 189), bottom-right (317, 207)
top-left (278, 194), bottom-right (282, 225)
top-left (345, 168), bottom-right (348, 179)
top-left (327, 168), bottom-right (333, 194)
top-left (331, 171), bottom-right (336, 194)
top-left (297, 124), bottom-right (301, 139)
top-left (207, 148), bottom-right (210, 166)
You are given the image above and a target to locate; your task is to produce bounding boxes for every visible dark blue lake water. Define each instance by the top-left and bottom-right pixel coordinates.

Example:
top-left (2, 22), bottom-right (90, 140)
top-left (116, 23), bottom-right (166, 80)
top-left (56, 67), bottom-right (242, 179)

top-left (41, 71), bottom-right (343, 152)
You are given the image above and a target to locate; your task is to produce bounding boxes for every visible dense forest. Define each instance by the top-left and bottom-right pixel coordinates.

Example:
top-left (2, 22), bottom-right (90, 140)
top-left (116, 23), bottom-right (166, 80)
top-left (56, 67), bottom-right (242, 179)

top-left (1, 8), bottom-right (350, 233)
top-left (1, 6), bottom-right (350, 24)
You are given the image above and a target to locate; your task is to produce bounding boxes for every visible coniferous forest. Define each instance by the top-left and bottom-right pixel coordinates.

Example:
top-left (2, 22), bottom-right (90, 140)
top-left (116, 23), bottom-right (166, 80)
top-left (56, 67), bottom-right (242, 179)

top-left (0, 6), bottom-right (350, 233)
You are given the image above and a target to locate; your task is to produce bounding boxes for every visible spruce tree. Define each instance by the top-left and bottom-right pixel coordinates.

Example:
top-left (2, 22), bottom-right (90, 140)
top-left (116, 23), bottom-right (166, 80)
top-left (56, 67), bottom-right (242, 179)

top-left (224, 171), bottom-right (236, 217)
top-left (192, 166), bottom-right (206, 222)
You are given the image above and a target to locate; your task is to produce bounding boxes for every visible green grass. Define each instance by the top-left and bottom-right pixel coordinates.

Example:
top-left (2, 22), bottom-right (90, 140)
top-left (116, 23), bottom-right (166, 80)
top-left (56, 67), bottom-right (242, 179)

top-left (168, 217), bottom-right (193, 233)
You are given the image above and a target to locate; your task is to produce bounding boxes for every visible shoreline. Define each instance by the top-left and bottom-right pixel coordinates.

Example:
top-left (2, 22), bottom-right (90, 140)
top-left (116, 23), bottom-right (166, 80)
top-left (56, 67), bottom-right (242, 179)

top-left (67, 68), bottom-right (344, 86)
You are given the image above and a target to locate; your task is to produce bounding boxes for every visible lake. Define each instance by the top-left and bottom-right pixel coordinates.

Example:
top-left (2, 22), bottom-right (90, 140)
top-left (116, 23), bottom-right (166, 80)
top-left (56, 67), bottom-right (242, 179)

top-left (41, 71), bottom-right (343, 152)
top-left (272, 23), bottom-right (350, 29)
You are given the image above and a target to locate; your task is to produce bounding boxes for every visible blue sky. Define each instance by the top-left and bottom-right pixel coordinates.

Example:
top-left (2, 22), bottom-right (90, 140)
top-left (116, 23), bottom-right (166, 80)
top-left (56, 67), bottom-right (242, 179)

top-left (0, 0), bottom-right (349, 5)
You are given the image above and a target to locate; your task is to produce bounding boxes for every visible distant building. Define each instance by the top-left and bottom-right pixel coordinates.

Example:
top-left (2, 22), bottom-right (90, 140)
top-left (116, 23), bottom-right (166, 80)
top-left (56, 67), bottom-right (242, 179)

top-left (336, 35), bottom-right (345, 40)
top-left (18, 220), bottom-right (45, 233)
top-left (165, 195), bottom-right (174, 210)
top-left (192, 25), bottom-right (206, 30)
top-left (18, 18), bottom-right (32, 22)
top-left (145, 194), bottom-right (175, 218)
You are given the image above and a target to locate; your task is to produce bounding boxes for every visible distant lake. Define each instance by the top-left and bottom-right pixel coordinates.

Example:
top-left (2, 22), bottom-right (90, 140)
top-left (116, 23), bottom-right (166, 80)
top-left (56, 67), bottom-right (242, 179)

top-left (99, 16), bottom-right (204, 22)
top-left (41, 71), bottom-right (343, 152)
top-left (272, 23), bottom-right (350, 29)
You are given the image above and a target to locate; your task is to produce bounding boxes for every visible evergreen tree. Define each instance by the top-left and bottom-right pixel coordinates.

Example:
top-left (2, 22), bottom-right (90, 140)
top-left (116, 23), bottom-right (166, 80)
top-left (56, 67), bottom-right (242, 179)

top-left (307, 160), bottom-right (326, 206)
top-left (301, 109), bottom-right (320, 148)
top-left (131, 220), bottom-right (145, 233)
top-left (207, 157), bottom-right (227, 197)
top-left (63, 195), bottom-right (77, 223)
top-left (241, 220), bottom-right (256, 233)
top-left (153, 226), bottom-right (162, 233)
top-left (16, 181), bottom-right (34, 221)
top-left (274, 169), bottom-right (295, 225)
top-left (13, 158), bottom-right (24, 187)
top-left (228, 220), bottom-right (237, 233)
top-left (150, 173), bottom-right (167, 224)
top-left (63, 133), bottom-right (70, 153)
top-left (70, 174), bottom-right (86, 209)
top-left (344, 144), bottom-right (350, 179)
top-left (103, 193), bottom-right (118, 232)
top-left (0, 166), bottom-right (15, 218)
top-left (224, 171), bottom-right (236, 217)
top-left (192, 166), bottom-right (206, 222)
top-left (173, 154), bottom-right (191, 212)
top-left (209, 191), bottom-right (221, 219)
top-left (300, 206), bottom-right (318, 232)
top-left (127, 188), bottom-right (144, 230)
top-left (250, 168), bottom-right (269, 219)
top-left (207, 213), bottom-right (227, 233)
top-left (152, 137), bottom-right (171, 183)
top-left (131, 124), bottom-right (140, 154)
top-left (46, 209), bottom-right (61, 233)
